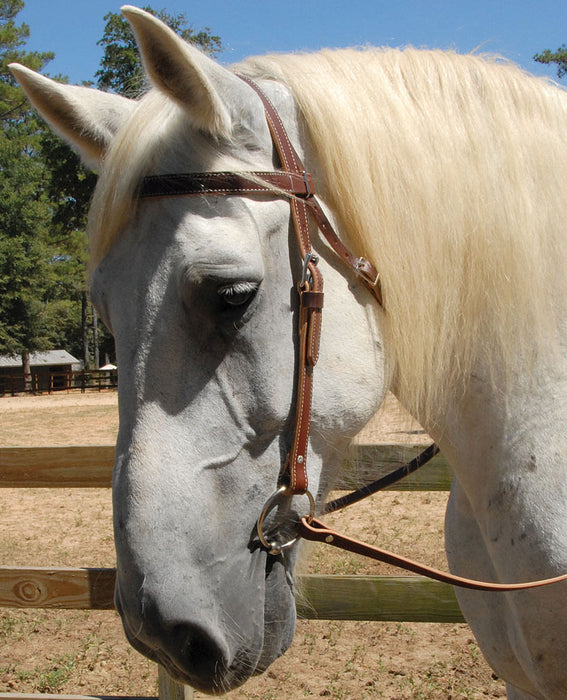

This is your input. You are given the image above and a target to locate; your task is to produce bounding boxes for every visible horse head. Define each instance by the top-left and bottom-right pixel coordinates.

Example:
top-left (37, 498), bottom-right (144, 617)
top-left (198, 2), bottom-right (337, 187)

top-left (11, 7), bottom-right (387, 692)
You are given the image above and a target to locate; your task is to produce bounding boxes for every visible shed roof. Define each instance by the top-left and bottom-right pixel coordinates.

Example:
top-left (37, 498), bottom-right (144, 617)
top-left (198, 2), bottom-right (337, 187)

top-left (0, 350), bottom-right (80, 369)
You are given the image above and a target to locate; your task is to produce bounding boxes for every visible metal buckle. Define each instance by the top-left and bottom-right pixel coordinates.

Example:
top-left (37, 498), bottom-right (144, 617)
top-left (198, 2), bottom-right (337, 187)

top-left (355, 257), bottom-right (380, 288)
top-left (256, 485), bottom-right (316, 555)
top-left (302, 170), bottom-right (313, 197)
top-left (300, 252), bottom-right (319, 289)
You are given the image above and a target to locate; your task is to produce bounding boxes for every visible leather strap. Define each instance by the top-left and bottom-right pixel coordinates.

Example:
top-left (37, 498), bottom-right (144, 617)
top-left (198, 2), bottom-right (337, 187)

top-left (299, 517), bottom-right (567, 591)
top-left (306, 200), bottom-right (382, 305)
top-left (137, 76), bottom-right (382, 496)
top-left (238, 75), bottom-right (382, 306)
top-left (139, 171), bottom-right (315, 198)
top-left (136, 77), bottom-right (567, 592)
top-left (324, 443), bottom-right (440, 514)
top-left (136, 79), bottom-right (567, 590)
top-left (137, 76), bottom-right (382, 494)
top-left (238, 75), bottom-right (322, 495)
top-left (239, 76), bottom-right (386, 492)
top-left (137, 88), bottom-right (382, 304)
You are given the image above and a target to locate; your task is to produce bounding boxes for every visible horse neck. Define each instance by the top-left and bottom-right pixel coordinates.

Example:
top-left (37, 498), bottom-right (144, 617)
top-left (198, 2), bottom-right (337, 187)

top-left (425, 340), bottom-right (567, 516)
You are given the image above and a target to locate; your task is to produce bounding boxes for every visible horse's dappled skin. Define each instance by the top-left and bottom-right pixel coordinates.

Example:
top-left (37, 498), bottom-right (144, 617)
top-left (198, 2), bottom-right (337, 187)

top-left (11, 6), bottom-right (567, 698)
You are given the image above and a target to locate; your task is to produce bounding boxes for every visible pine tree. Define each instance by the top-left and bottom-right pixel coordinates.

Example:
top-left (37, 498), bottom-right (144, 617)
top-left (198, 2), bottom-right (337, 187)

top-left (0, 0), bottom-right (62, 388)
top-left (534, 46), bottom-right (567, 80)
top-left (95, 6), bottom-right (222, 96)
top-left (0, 0), bottom-right (53, 116)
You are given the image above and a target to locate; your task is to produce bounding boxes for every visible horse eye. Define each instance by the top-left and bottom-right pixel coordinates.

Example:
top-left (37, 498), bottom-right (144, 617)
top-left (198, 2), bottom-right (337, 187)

top-left (217, 281), bottom-right (259, 308)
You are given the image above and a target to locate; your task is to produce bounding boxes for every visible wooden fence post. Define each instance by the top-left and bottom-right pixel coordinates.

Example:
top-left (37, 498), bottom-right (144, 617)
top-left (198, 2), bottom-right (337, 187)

top-left (157, 667), bottom-right (194, 700)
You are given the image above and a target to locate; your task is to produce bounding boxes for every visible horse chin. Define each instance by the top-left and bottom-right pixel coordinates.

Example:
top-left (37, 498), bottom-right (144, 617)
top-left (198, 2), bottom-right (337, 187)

top-left (119, 605), bottom-right (295, 695)
top-left (116, 598), bottom-right (264, 695)
top-left (255, 553), bottom-right (298, 671)
top-left (154, 652), bottom-right (261, 696)
top-left (114, 554), bottom-right (297, 695)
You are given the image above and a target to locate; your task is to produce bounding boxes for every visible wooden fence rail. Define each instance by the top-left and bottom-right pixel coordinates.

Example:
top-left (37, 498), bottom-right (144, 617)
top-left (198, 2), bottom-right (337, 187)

top-left (0, 444), bottom-right (461, 700)
top-left (0, 444), bottom-right (452, 490)
top-left (0, 370), bottom-right (117, 397)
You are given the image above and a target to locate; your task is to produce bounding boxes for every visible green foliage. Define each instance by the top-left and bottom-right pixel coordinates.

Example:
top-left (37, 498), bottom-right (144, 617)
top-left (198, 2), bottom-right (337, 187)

top-left (0, 114), bottom-right (88, 360)
top-left (0, 0), bottom-right (53, 116)
top-left (0, 114), bottom-right (52, 355)
top-left (533, 45), bottom-right (567, 79)
top-left (36, 654), bottom-right (76, 693)
top-left (40, 128), bottom-right (97, 234)
top-left (0, 1), bottom-right (85, 364)
top-left (95, 6), bottom-right (222, 96)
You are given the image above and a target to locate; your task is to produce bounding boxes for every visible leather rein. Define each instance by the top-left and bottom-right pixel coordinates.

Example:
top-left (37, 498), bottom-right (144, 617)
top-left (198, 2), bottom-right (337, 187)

top-left (138, 76), bottom-right (567, 592)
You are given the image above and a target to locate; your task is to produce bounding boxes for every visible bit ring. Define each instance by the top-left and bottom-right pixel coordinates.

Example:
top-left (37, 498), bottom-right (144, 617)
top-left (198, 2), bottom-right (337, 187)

top-left (257, 485), bottom-right (315, 555)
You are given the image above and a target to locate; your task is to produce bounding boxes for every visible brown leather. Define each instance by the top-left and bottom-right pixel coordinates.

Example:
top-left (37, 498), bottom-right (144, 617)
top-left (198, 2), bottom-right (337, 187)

top-left (238, 75), bottom-right (382, 306)
top-left (306, 201), bottom-right (383, 305)
top-left (138, 171), bottom-right (315, 198)
top-left (239, 75), bottom-right (383, 492)
top-left (237, 75), bottom-right (383, 491)
top-left (136, 79), bottom-right (567, 590)
top-left (137, 76), bottom-right (381, 494)
top-left (299, 517), bottom-right (567, 592)
top-left (238, 75), bottom-right (323, 495)
top-left (283, 287), bottom-right (325, 493)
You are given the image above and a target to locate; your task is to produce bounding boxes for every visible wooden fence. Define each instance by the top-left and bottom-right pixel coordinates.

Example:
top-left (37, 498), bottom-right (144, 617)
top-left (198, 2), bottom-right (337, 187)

top-left (0, 444), bottom-right (460, 700)
top-left (0, 370), bottom-right (118, 397)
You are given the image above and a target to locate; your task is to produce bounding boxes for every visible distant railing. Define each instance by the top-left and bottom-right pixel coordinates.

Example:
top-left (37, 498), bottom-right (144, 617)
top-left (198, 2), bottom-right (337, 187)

top-left (0, 369), bottom-right (118, 396)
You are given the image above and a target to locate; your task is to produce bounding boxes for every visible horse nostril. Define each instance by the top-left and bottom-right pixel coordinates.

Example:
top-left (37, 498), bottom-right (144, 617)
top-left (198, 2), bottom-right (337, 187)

top-left (132, 617), bottom-right (235, 693)
top-left (115, 578), bottom-right (264, 692)
top-left (170, 622), bottom-right (231, 682)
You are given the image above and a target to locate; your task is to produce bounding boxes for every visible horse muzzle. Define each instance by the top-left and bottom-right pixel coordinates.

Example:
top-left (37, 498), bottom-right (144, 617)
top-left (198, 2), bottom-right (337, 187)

top-left (113, 549), bottom-right (296, 694)
top-left (114, 581), bottom-right (264, 694)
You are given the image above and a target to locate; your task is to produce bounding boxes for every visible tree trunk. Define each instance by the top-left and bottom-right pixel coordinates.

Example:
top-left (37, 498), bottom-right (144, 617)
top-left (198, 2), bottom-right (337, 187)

top-left (22, 350), bottom-right (32, 393)
top-left (92, 304), bottom-right (99, 369)
top-left (81, 291), bottom-right (89, 369)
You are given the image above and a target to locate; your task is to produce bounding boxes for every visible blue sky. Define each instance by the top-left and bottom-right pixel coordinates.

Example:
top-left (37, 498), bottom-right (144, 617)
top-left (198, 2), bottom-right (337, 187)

top-left (18, 1), bottom-right (567, 84)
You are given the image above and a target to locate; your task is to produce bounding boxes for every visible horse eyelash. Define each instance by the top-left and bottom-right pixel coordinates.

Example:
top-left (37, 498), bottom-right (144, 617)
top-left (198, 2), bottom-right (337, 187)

top-left (217, 281), bottom-right (261, 311)
top-left (217, 281), bottom-right (259, 298)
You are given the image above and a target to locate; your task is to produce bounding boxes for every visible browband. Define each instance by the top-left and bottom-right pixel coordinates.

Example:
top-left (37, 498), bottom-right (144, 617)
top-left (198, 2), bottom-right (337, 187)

top-left (139, 171), bottom-right (315, 199)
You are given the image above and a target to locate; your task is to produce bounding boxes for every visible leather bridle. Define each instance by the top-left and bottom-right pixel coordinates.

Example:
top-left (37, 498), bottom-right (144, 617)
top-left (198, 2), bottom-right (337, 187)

top-left (138, 76), bottom-right (567, 592)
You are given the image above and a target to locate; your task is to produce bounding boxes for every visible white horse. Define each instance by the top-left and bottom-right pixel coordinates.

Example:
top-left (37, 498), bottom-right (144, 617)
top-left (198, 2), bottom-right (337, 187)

top-left (11, 6), bottom-right (567, 697)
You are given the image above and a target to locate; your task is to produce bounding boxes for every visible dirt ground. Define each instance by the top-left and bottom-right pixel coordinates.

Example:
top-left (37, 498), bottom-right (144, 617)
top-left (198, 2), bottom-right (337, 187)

top-left (0, 392), bottom-right (506, 699)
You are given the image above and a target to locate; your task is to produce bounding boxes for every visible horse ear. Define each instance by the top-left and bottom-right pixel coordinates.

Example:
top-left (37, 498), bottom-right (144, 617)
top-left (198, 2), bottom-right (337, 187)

top-left (8, 63), bottom-right (135, 169)
top-left (121, 5), bottom-right (235, 138)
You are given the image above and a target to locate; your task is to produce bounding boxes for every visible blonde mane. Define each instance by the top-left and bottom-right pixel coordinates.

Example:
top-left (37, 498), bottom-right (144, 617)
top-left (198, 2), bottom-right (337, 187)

top-left (238, 49), bottom-right (567, 420)
top-left (89, 47), bottom-right (567, 422)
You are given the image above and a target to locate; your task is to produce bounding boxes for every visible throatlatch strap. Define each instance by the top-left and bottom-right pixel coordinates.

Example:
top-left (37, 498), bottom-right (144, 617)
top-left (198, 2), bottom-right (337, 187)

top-left (238, 75), bottom-right (382, 307)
